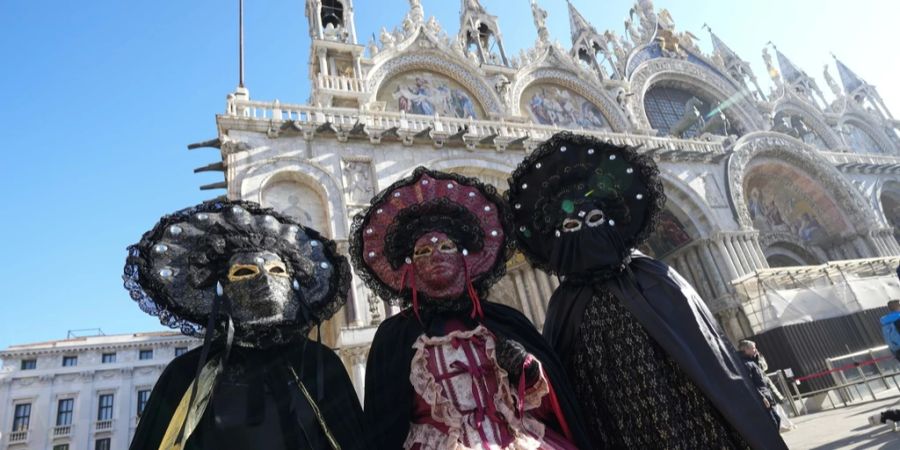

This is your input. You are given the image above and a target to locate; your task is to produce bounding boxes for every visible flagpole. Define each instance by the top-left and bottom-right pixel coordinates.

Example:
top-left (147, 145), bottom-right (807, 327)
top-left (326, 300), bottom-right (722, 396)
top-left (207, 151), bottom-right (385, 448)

top-left (239, 0), bottom-right (245, 88)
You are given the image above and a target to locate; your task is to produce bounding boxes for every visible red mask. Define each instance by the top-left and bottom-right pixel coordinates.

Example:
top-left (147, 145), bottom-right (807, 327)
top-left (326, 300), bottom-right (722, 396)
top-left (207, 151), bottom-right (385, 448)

top-left (412, 232), bottom-right (466, 299)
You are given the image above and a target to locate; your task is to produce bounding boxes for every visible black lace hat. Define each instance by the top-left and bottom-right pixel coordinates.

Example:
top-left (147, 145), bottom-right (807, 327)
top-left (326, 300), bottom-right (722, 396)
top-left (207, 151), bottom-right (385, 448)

top-left (506, 132), bottom-right (665, 273)
top-left (123, 200), bottom-right (351, 346)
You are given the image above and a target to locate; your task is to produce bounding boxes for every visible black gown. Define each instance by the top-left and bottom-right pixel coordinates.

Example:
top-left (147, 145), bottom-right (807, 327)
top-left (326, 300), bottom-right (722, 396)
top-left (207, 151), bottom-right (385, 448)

top-left (364, 301), bottom-right (591, 450)
top-left (543, 254), bottom-right (788, 450)
top-left (131, 339), bottom-right (366, 450)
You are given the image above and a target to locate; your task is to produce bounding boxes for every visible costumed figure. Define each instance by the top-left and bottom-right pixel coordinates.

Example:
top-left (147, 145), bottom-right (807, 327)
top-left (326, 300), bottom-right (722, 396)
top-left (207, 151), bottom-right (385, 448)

top-left (124, 200), bottom-right (366, 450)
top-left (506, 132), bottom-right (788, 450)
top-left (350, 167), bottom-right (589, 450)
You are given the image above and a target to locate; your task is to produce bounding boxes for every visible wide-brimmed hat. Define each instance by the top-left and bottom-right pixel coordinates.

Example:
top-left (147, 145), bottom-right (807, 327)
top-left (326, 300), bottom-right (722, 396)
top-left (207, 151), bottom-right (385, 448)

top-left (349, 167), bottom-right (513, 307)
top-left (123, 200), bottom-right (351, 346)
top-left (506, 132), bottom-right (665, 273)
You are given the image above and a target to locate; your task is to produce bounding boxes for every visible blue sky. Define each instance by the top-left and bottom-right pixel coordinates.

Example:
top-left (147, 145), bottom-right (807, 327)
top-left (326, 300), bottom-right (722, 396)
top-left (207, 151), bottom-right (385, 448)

top-left (1, 0), bottom-right (897, 350)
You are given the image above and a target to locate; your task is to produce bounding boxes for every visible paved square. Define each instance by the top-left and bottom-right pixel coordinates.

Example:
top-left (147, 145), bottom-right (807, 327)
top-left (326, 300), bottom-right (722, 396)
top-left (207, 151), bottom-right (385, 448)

top-left (783, 397), bottom-right (900, 449)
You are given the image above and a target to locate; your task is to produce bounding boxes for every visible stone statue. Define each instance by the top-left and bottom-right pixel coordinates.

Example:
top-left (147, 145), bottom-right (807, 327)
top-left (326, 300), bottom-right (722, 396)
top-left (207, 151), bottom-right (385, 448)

top-left (426, 16), bottom-right (441, 35)
top-left (367, 36), bottom-right (379, 57)
top-left (624, 17), bottom-right (642, 46)
top-left (380, 27), bottom-right (396, 49)
top-left (408, 0), bottom-right (425, 24)
top-left (824, 65), bottom-right (843, 97)
top-left (493, 74), bottom-right (511, 100)
top-left (762, 48), bottom-right (779, 84)
top-left (658, 9), bottom-right (675, 30)
top-left (531, 0), bottom-right (550, 44)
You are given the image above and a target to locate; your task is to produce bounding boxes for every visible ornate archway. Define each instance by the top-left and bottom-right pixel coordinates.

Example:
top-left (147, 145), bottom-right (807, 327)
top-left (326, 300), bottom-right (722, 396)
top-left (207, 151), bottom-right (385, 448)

top-left (729, 132), bottom-right (880, 260)
top-left (630, 58), bottom-right (765, 135)
top-left (366, 30), bottom-right (504, 117)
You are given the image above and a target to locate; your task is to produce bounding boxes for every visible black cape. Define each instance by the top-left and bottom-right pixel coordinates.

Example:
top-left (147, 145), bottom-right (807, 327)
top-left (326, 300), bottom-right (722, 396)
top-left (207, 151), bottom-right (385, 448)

top-left (543, 254), bottom-right (788, 450)
top-left (364, 302), bottom-right (591, 450)
top-left (131, 339), bottom-right (366, 450)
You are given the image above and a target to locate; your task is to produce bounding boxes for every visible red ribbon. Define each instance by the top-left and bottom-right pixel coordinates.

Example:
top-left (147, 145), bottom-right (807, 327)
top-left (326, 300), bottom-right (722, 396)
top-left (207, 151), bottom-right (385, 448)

top-left (400, 263), bottom-right (421, 324)
top-left (517, 356), bottom-right (532, 419)
top-left (463, 255), bottom-right (484, 320)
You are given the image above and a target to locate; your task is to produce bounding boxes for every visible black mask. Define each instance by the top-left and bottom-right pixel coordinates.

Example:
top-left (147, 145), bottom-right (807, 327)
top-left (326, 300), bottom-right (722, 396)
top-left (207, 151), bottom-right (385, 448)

top-left (548, 205), bottom-right (629, 276)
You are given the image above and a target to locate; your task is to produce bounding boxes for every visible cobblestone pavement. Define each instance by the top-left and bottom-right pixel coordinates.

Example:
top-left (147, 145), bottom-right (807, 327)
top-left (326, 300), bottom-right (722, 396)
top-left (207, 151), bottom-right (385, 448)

top-left (783, 396), bottom-right (900, 449)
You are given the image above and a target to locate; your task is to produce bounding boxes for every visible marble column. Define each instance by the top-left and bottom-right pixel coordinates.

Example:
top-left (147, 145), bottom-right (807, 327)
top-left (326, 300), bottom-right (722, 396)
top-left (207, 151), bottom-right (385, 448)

top-left (686, 247), bottom-right (714, 301)
top-left (732, 235), bottom-right (757, 273)
top-left (740, 234), bottom-right (764, 270)
top-left (352, 350), bottom-right (367, 402)
top-left (714, 237), bottom-right (739, 280)
top-left (723, 235), bottom-right (747, 275)
top-left (534, 270), bottom-right (554, 310)
top-left (511, 271), bottom-right (534, 323)
top-left (548, 274), bottom-right (560, 290)
top-left (700, 241), bottom-right (729, 298)
top-left (886, 234), bottom-right (900, 254)
top-left (749, 235), bottom-right (769, 269)
top-left (522, 268), bottom-right (545, 325)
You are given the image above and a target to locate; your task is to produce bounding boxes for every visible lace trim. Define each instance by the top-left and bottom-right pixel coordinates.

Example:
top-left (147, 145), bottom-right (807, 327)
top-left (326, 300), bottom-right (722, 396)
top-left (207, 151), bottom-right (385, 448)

top-left (405, 326), bottom-right (547, 448)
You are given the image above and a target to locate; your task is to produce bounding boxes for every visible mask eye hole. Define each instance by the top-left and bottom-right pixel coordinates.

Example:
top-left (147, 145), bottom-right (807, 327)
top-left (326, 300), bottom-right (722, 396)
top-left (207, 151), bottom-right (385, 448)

top-left (265, 262), bottom-right (288, 276)
top-left (585, 209), bottom-right (605, 227)
top-left (228, 264), bottom-right (260, 281)
top-left (413, 246), bottom-right (433, 259)
top-left (438, 240), bottom-right (457, 253)
top-left (562, 218), bottom-right (582, 233)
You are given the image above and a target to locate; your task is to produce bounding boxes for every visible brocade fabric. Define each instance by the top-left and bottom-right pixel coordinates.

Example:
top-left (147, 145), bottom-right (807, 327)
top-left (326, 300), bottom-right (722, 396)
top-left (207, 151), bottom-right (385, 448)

top-left (568, 289), bottom-right (750, 450)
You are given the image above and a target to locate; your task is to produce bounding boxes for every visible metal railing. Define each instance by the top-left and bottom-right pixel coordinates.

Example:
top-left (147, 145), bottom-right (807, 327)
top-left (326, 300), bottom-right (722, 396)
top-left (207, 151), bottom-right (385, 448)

top-left (771, 346), bottom-right (900, 416)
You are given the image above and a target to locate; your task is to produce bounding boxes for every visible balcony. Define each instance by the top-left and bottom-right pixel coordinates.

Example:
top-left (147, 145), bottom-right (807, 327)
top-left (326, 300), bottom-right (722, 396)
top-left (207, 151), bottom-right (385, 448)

top-left (315, 74), bottom-right (367, 95)
top-left (95, 419), bottom-right (114, 432)
top-left (52, 424), bottom-right (72, 438)
top-left (220, 98), bottom-right (727, 156)
top-left (8, 430), bottom-right (28, 443)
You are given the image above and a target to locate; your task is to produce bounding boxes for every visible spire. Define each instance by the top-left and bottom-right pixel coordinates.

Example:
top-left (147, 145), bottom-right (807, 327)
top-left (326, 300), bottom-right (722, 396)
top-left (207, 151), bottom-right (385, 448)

top-left (708, 29), bottom-right (739, 65)
top-left (774, 47), bottom-right (804, 84)
top-left (832, 55), bottom-right (866, 93)
top-left (459, 0), bottom-right (509, 66)
top-left (567, 0), bottom-right (594, 44)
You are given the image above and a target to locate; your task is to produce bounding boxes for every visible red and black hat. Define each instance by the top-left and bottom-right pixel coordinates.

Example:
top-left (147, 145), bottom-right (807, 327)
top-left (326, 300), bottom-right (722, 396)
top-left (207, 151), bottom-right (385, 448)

top-left (349, 167), bottom-right (514, 311)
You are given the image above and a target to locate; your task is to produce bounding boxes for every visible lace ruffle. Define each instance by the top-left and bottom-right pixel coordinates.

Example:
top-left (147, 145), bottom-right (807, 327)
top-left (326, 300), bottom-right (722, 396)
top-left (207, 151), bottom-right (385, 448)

top-left (405, 326), bottom-right (547, 449)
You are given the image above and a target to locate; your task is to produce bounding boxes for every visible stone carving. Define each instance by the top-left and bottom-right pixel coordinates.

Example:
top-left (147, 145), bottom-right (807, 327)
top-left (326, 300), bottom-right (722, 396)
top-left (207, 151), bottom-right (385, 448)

top-left (700, 172), bottom-right (728, 208)
top-left (342, 159), bottom-right (376, 205)
top-left (531, 0), bottom-right (550, 45)
top-left (408, 0), bottom-right (424, 24)
top-left (379, 27), bottom-right (396, 49)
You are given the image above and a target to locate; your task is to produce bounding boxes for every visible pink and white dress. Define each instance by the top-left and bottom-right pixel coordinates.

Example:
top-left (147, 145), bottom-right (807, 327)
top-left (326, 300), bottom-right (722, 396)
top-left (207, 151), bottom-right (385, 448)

top-left (404, 324), bottom-right (577, 450)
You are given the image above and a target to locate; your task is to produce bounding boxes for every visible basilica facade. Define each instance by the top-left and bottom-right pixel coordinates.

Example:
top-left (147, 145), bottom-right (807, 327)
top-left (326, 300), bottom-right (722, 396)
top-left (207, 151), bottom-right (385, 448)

top-left (193, 0), bottom-right (900, 394)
